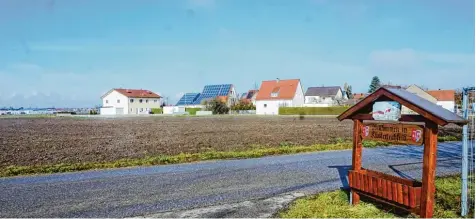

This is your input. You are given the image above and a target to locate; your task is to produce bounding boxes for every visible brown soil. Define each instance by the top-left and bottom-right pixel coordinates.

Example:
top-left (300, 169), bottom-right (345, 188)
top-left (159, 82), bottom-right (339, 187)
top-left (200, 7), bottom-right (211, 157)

top-left (0, 116), bottom-right (461, 168)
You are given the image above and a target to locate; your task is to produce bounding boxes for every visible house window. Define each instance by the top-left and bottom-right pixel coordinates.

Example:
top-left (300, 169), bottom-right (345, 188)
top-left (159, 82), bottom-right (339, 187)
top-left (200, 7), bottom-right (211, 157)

top-left (139, 99), bottom-right (143, 103)
top-left (130, 99), bottom-right (134, 103)
top-left (140, 108), bottom-right (143, 112)
top-left (117, 99), bottom-right (120, 103)
top-left (106, 100), bottom-right (109, 104)
top-left (271, 87), bottom-right (280, 97)
top-left (264, 104), bottom-right (267, 108)
top-left (146, 99), bottom-right (149, 103)
top-left (130, 108), bottom-right (133, 112)
top-left (154, 99), bottom-right (158, 103)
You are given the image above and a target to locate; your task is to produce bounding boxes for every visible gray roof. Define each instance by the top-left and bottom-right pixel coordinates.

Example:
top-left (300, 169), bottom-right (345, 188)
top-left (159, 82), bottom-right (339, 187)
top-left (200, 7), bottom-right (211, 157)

top-left (338, 87), bottom-right (467, 126)
top-left (305, 86), bottom-right (341, 97)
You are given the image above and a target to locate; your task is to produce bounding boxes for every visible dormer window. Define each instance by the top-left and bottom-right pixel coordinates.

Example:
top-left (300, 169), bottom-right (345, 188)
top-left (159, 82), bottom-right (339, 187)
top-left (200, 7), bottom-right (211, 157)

top-left (271, 87), bottom-right (280, 97)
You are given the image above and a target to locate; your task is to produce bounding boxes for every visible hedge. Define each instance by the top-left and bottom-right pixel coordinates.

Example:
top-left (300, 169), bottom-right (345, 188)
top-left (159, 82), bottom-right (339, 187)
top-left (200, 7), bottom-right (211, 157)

top-left (185, 108), bottom-right (201, 115)
top-left (279, 106), bottom-right (350, 115)
top-left (151, 108), bottom-right (163, 114)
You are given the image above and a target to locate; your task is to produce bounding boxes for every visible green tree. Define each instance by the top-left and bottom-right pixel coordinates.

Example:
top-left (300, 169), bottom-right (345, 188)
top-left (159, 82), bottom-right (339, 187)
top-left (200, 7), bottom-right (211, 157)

top-left (206, 99), bottom-right (230, 114)
top-left (343, 83), bottom-right (353, 99)
top-left (368, 76), bottom-right (381, 93)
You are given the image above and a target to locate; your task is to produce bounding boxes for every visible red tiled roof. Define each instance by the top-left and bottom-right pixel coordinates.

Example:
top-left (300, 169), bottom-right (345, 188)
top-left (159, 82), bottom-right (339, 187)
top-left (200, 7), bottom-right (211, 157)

top-left (427, 90), bottom-right (455, 101)
top-left (113, 88), bottom-right (161, 98)
top-left (256, 79), bottom-right (300, 100)
top-left (353, 93), bottom-right (368, 100)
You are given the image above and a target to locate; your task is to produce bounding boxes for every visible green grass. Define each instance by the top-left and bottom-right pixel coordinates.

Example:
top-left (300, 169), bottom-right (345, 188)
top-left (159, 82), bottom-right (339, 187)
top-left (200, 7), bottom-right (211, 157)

top-left (185, 108), bottom-right (202, 115)
top-left (280, 175), bottom-right (473, 218)
top-left (0, 142), bottom-right (352, 177)
top-left (279, 107), bottom-right (350, 115)
top-left (151, 108), bottom-right (163, 114)
top-left (0, 136), bottom-right (460, 177)
top-left (0, 114), bottom-right (56, 119)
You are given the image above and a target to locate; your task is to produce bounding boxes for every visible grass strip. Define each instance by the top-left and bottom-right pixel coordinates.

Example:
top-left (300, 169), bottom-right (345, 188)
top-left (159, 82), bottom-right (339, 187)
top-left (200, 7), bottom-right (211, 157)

top-left (280, 175), bottom-right (472, 218)
top-left (0, 137), bottom-right (459, 178)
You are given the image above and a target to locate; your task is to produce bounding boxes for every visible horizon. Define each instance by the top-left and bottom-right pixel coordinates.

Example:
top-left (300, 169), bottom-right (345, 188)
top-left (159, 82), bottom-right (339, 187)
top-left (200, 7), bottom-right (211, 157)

top-left (0, 0), bottom-right (474, 108)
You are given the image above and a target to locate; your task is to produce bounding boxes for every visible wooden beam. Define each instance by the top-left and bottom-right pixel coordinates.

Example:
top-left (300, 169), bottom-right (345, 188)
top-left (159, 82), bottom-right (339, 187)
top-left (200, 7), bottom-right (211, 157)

top-left (351, 119), bottom-right (363, 205)
top-left (352, 114), bottom-right (426, 123)
top-left (420, 121), bottom-right (438, 218)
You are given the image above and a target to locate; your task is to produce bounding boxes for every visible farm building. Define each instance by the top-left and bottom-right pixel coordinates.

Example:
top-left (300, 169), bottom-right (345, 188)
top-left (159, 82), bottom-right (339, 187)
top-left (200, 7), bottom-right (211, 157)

top-left (255, 79), bottom-right (304, 115)
top-left (303, 86), bottom-right (348, 107)
top-left (100, 88), bottom-right (162, 115)
top-left (427, 89), bottom-right (456, 112)
top-left (191, 84), bottom-right (238, 107)
top-left (240, 89), bottom-right (258, 105)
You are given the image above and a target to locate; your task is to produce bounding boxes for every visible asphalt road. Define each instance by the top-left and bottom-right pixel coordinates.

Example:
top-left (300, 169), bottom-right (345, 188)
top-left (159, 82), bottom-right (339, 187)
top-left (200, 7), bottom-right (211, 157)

top-left (0, 142), bottom-right (463, 218)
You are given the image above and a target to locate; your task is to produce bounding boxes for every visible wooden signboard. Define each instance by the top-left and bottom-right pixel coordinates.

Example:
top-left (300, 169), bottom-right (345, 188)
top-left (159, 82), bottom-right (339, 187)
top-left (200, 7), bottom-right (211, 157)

top-left (361, 123), bottom-right (424, 145)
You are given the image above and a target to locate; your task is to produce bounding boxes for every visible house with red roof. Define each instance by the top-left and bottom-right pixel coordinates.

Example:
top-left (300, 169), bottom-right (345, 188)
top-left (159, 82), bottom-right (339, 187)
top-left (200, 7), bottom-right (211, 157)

top-left (255, 79), bottom-right (304, 115)
top-left (427, 89), bottom-right (456, 113)
top-left (100, 88), bottom-right (162, 115)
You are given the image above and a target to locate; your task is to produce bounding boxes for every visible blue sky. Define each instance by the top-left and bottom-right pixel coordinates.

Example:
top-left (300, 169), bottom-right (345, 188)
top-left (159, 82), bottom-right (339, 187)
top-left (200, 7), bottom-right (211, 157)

top-left (0, 0), bottom-right (474, 107)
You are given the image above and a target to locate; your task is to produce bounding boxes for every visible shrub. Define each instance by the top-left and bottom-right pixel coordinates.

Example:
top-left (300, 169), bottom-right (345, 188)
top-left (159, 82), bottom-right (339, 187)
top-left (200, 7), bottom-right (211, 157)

top-left (231, 100), bottom-right (256, 111)
top-left (185, 108), bottom-right (201, 115)
top-left (205, 99), bottom-right (230, 114)
top-left (151, 108), bottom-right (163, 114)
top-left (279, 107), bottom-right (350, 115)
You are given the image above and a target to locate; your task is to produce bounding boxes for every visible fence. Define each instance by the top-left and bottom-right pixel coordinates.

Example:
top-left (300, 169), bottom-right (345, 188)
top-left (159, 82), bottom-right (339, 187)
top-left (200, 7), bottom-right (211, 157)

top-left (230, 110), bottom-right (256, 115)
top-left (461, 87), bottom-right (475, 216)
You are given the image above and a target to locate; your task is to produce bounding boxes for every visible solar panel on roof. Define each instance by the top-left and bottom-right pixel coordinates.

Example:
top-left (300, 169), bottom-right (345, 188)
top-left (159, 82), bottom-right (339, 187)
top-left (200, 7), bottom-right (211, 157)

top-left (176, 93), bottom-right (200, 106)
top-left (192, 84), bottom-right (233, 104)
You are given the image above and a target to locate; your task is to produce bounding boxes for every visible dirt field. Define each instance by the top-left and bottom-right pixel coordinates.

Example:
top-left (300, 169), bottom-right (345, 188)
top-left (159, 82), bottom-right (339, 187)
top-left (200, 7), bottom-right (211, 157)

top-left (0, 116), bottom-right (462, 168)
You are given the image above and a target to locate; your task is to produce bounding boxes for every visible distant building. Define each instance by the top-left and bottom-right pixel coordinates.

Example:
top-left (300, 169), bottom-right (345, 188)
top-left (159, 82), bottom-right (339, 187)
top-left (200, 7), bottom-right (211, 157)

top-left (427, 90), bottom-right (456, 113)
top-left (100, 88), bottom-right (162, 115)
top-left (182, 84), bottom-right (237, 107)
top-left (304, 86), bottom-right (348, 107)
top-left (353, 93), bottom-right (368, 100)
top-left (240, 89), bottom-right (258, 105)
top-left (402, 85), bottom-right (437, 114)
top-left (255, 79), bottom-right (304, 115)
top-left (176, 93), bottom-right (201, 106)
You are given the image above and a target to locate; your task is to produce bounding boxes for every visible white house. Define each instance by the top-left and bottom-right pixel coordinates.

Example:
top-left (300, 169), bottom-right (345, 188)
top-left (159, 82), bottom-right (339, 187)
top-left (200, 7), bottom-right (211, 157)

top-left (402, 85), bottom-right (437, 114)
top-left (303, 86), bottom-right (348, 107)
top-left (427, 90), bottom-right (456, 113)
top-left (240, 89), bottom-right (259, 105)
top-left (100, 88), bottom-right (162, 115)
top-left (255, 79), bottom-right (304, 115)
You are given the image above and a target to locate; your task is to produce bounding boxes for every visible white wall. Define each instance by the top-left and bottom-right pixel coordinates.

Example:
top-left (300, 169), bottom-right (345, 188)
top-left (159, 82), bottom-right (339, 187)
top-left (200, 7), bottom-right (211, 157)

top-left (437, 101), bottom-right (455, 113)
top-left (303, 103), bottom-right (331, 107)
top-left (292, 82), bottom-right (305, 107)
top-left (256, 100), bottom-right (292, 115)
top-left (102, 90), bottom-right (129, 114)
top-left (305, 96), bottom-right (336, 104)
top-left (100, 107), bottom-right (117, 115)
top-left (163, 106), bottom-right (186, 114)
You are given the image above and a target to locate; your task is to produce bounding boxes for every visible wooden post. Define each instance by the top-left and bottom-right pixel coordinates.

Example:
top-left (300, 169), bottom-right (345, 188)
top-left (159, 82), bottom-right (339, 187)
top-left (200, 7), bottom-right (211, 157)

top-left (351, 119), bottom-right (363, 205)
top-left (420, 121), bottom-right (438, 218)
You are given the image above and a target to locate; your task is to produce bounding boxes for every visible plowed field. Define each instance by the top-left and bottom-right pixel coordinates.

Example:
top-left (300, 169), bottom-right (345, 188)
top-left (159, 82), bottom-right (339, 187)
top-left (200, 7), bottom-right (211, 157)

top-left (0, 116), bottom-right (461, 168)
